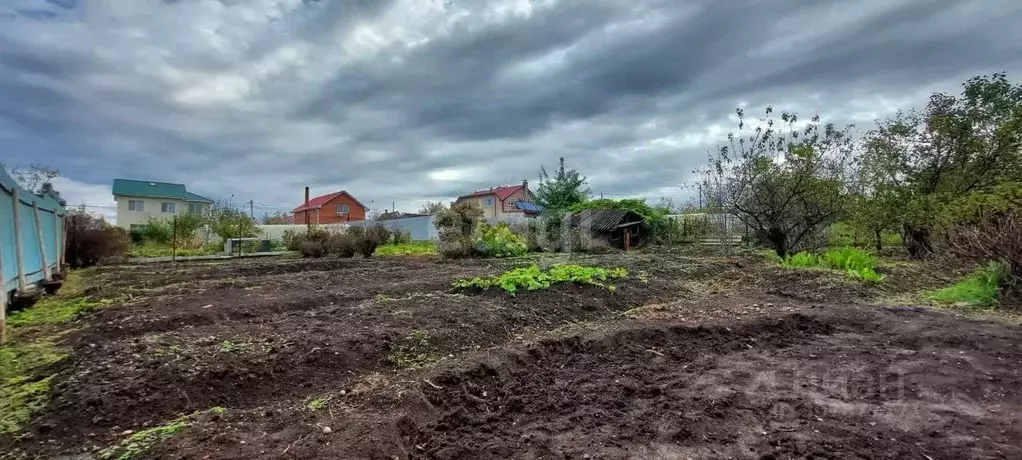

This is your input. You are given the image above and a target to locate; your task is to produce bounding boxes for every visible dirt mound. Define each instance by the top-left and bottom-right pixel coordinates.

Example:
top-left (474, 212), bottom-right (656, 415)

top-left (387, 308), bottom-right (1021, 460)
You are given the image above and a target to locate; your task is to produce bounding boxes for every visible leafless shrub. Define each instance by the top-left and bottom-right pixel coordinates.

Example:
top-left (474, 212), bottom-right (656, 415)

top-left (65, 211), bottom-right (130, 267)
top-left (950, 211), bottom-right (1022, 303)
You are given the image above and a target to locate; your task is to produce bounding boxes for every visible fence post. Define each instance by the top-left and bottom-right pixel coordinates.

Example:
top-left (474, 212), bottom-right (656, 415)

top-left (54, 213), bottom-right (63, 275)
top-left (171, 215), bottom-right (177, 262)
top-left (1, 212), bottom-right (7, 345)
top-left (33, 203), bottom-right (52, 282)
top-left (11, 188), bottom-right (26, 292)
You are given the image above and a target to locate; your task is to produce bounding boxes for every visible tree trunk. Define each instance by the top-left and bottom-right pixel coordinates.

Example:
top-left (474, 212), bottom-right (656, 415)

top-left (766, 227), bottom-right (788, 258)
top-left (903, 224), bottom-right (933, 260)
top-left (874, 230), bottom-right (883, 252)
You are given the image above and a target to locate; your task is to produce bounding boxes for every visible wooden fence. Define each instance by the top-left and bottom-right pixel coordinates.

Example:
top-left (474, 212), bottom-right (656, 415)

top-left (1, 167), bottom-right (67, 343)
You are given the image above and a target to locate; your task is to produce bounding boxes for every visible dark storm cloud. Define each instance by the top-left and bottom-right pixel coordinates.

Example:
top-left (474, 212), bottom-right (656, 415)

top-left (0, 0), bottom-right (1020, 213)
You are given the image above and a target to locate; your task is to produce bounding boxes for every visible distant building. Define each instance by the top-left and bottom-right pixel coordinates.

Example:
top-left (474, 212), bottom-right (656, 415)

top-left (454, 180), bottom-right (541, 218)
top-left (292, 189), bottom-right (367, 224)
top-left (112, 179), bottom-right (213, 230)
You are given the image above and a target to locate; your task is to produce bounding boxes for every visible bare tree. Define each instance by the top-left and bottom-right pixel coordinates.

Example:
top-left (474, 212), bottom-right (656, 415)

top-left (703, 107), bottom-right (855, 257)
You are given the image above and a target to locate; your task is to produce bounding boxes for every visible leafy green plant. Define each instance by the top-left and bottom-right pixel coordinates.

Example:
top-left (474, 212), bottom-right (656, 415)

top-left (306, 396), bottom-right (331, 411)
top-left (375, 241), bottom-right (438, 256)
top-left (926, 262), bottom-right (1005, 308)
top-left (475, 222), bottom-right (529, 257)
top-left (454, 264), bottom-right (628, 296)
top-left (779, 247), bottom-right (884, 282)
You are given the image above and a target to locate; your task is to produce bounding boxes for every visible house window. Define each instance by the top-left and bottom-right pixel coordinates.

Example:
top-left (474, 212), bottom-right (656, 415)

top-left (161, 202), bottom-right (176, 214)
top-left (485, 198), bottom-right (494, 207)
top-left (336, 204), bottom-right (349, 216)
top-left (128, 200), bottom-right (145, 212)
top-left (188, 203), bottom-right (204, 214)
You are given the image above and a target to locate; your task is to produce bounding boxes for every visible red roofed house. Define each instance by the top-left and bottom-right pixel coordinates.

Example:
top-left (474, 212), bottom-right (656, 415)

top-left (454, 180), bottom-right (539, 218)
top-left (293, 188), bottom-right (367, 224)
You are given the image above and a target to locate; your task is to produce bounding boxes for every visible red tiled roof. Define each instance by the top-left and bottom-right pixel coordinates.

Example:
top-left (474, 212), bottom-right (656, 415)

top-left (293, 191), bottom-right (365, 213)
top-left (457, 184), bottom-right (525, 201)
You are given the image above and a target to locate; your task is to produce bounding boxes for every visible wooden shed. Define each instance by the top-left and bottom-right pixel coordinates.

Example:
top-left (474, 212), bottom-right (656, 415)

top-left (569, 209), bottom-right (647, 250)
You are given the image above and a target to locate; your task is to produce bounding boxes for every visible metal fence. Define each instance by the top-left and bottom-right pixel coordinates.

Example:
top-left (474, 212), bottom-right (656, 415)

top-left (1, 167), bottom-right (67, 342)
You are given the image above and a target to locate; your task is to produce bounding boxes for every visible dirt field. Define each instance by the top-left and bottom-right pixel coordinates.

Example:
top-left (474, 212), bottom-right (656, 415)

top-left (3, 250), bottom-right (1021, 459)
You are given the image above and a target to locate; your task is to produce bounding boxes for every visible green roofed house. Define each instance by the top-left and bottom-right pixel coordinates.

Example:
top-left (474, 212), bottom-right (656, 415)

top-left (112, 179), bottom-right (214, 230)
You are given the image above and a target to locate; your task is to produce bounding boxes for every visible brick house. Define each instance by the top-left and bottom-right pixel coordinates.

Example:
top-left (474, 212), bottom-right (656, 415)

top-left (454, 180), bottom-right (541, 218)
top-left (293, 189), bottom-right (367, 224)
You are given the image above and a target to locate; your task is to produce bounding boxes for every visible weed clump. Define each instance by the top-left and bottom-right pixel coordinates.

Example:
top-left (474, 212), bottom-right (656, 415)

top-left (454, 264), bottom-right (628, 296)
top-left (926, 262), bottom-right (1005, 309)
top-left (475, 222), bottom-right (529, 258)
top-left (778, 247), bottom-right (884, 282)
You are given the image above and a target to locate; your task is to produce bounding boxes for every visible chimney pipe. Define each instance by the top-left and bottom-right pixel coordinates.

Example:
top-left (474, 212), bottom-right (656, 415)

top-left (304, 187), bottom-right (311, 229)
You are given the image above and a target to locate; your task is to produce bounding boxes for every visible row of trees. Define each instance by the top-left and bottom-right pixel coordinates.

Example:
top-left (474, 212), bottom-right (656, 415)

top-left (704, 73), bottom-right (1020, 260)
top-left (135, 202), bottom-right (260, 246)
top-left (703, 73), bottom-right (1021, 300)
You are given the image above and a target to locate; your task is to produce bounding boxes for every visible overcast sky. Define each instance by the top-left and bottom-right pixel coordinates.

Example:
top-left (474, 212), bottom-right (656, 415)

top-left (2, 0), bottom-right (1021, 219)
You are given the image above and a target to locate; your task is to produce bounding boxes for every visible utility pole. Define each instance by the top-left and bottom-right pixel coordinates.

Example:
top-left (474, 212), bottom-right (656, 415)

top-left (249, 200), bottom-right (254, 219)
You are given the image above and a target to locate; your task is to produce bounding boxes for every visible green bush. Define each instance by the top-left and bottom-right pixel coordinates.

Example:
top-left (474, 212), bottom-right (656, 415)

top-left (348, 225), bottom-right (390, 257)
top-left (926, 262), bottom-right (1005, 308)
top-left (391, 228), bottom-right (413, 244)
top-left (475, 222), bottom-right (529, 257)
top-left (282, 229), bottom-right (300, 251)
top-left (139, 217), bottom-right (173, 244)
top-left (779, 247), bottom-right (884, 282)
top-left (326, 231), bottom-right (356, 258)
top-left (435, 202), bottom-right (483, 258)
top-left (454, 264), bottom-right (628, 296)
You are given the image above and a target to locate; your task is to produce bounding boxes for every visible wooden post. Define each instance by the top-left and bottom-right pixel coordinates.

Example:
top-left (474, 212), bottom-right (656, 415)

top-left (171, 215), bottom-right (177, 262)
top-left (11, 188), bottom-right (26, 292)
top-left (1, 211), bottom-right (7, 345)
top-left (54, 213), bottom-right (63, 274)
top-left (33, 203), bottom-right (52, 281)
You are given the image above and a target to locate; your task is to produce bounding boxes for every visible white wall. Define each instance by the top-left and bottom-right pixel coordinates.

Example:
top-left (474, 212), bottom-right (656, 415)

top-left (257, 215), bottom-right (440, 242)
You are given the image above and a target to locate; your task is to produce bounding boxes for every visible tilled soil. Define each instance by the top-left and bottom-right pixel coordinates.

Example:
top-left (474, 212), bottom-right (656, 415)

top-left (4, 251), bottom-right (1020, 460)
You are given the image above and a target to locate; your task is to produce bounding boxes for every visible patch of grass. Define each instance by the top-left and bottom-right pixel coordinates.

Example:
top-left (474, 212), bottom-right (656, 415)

top-left (388, 329), bottom-right (441, 368)
top-left (375, 241), bottom-right (438, 256)
top-left (306, 396), bottom-right (331, 411)
top-left (128, 242), bottom-right (222, 258)
top-left (453, 264), bottom-right (629, 296)
top-left (98, 407), bottom-right (225, 460)
top-left (0, 376), bottom-right (54, 435)
top-left (7, 296), bottom-right (114, 327)
top-left (98, 419), bottom-right (190, 460)
top-left (925, 262), bottom-right (1004, 309)
top-left (778, 247), bottom-right (884, 282)
top-left (1, 270), bottom-right (95, 435)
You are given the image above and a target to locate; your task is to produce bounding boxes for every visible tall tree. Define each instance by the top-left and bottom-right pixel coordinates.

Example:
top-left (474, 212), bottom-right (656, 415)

top-left (704, 107), bottom-right (855, 257)
top-left (861, 73), bottom-right (1022, 258)
top-left (2, 163), bottom-right (65, 205)
top-left (536, 157), bottom-right (590, 211)
top-left (418, 201), bottom-right (446, 215)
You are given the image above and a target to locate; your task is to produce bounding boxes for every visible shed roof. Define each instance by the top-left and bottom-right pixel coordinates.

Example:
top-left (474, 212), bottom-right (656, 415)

top-left (569, 209), bottom-right (646, 231)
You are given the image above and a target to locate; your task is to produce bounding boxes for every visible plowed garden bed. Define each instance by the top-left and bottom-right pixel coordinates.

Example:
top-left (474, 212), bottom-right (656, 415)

top-left (2, 250), bottom-right (1020, 460)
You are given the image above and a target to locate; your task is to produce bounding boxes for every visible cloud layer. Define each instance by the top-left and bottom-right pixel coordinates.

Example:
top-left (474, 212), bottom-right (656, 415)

top-left (2, 0), bottom-right (1020, 215)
